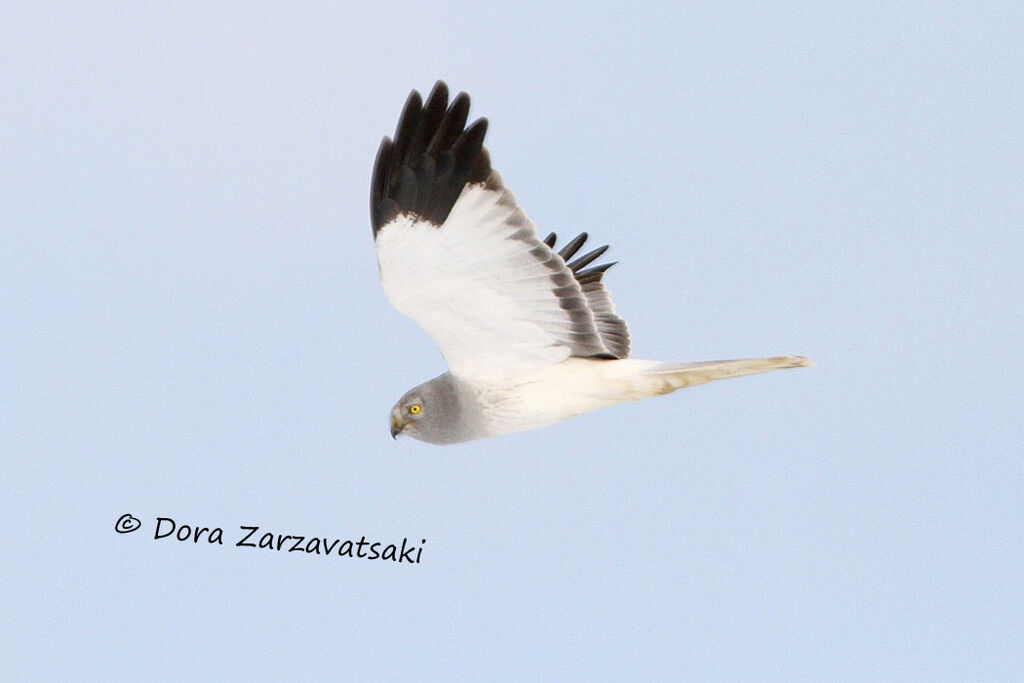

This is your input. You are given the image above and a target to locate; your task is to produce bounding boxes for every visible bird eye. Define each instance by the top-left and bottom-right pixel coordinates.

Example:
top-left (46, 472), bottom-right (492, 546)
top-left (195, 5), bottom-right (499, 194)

top-left (409, 404), bottom-right (422, 415)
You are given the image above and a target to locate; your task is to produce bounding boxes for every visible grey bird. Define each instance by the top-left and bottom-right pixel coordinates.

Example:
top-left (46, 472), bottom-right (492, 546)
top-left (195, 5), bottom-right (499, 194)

top-left (371, 82), bottom-right (812, 444)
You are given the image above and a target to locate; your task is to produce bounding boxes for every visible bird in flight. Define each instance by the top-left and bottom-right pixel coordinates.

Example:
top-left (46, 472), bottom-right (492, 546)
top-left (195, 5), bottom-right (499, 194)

top-left (370, 81), bottom-right (811, 444)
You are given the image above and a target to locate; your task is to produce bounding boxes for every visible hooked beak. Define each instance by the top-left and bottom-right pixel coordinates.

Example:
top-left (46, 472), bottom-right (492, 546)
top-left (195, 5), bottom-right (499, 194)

top-left (390, 417), bottom-right (402, 439)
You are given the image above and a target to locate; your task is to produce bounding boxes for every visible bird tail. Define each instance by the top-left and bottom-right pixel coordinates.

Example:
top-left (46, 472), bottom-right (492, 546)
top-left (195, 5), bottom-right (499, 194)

top-left (640, 355), bottom-right (813, 394)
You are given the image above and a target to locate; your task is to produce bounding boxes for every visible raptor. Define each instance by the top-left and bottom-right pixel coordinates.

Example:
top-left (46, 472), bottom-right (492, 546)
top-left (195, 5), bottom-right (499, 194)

top-left (370, 82), bottom-right (811, 444)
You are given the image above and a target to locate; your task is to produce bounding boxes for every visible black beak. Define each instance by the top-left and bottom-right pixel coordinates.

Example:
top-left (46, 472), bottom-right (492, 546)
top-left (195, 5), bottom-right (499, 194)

top-left (390, 422), bottom-right (400, 439)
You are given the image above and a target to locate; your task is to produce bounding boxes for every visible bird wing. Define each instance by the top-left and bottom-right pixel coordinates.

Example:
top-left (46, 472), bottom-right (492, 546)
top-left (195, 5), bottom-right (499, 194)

top-left (370, 81), bottom-right (630, 380)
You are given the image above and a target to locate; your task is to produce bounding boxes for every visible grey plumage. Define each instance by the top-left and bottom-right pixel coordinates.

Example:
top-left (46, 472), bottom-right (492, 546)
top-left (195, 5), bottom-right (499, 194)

top-left (390, 373), bottom-right (486, 445)
top-left (546, 231), bottom-right (630, 359)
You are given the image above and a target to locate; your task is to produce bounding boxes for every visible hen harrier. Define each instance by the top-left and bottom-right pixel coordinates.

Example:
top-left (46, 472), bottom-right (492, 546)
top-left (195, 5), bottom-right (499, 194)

top-left (370, 82), bottom-right (811, 444)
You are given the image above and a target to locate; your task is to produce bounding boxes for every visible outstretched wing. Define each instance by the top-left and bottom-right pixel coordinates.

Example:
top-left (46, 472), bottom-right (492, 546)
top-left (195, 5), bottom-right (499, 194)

top-left (370, 81), bottom-right (630, 379)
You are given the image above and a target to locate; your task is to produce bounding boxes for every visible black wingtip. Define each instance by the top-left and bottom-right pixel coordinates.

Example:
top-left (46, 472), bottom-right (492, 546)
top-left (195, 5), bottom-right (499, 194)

top-left (567, 245), bottom-right (610, 272)
top-left (557, 233), bottom-right (589, 260)
top-left (459, 117), bottom-right (489, 148)
top-left (399, 89), bottom-right (424, 126)
top-left (576, 262), bottom-right (617, 285)
top-left (427, 80), bottom-right (448, 101)
top-left (371, 83), bottom-right (493, 236)
top-left (370, 136), bottom-right (393, 232)
top-left (547, 233), bottom-right (616, 279)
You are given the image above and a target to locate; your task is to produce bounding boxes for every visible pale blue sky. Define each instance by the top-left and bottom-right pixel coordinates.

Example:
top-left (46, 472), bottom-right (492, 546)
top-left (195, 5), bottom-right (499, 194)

top-left (3, 2), bottom-right (1021, 680)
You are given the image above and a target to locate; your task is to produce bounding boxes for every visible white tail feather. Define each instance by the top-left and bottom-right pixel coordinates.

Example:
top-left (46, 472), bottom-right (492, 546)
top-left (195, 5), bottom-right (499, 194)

top-left (641, 356), bottom-right (814, 394)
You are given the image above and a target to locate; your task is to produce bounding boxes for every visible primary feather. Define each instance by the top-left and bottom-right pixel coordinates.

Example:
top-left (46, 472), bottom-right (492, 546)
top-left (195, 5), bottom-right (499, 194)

top-left (372, 81), bottom-right (628, 380)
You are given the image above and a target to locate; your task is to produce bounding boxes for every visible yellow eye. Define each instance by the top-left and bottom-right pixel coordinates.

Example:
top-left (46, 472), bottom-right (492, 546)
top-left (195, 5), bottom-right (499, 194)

top-left (409, 404), bottom-right (422, 415)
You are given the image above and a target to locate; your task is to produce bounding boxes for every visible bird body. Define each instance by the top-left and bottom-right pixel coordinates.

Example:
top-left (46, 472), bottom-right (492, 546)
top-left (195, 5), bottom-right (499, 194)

top-left (391, 356), bottom-right (811, 444)
top-left (371, 81), bottom-right (811, 444)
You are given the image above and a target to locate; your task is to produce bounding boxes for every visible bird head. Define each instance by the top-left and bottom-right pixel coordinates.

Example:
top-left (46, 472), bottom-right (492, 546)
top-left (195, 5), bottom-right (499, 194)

top-left (387, 374), bottom-right (466, 444)
top-left (390, 391), bottom-right (426, 439)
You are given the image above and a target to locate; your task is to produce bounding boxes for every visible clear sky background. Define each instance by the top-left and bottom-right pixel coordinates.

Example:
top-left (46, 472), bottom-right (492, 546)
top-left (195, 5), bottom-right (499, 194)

top-left (3, 2), bottom-right (1021, 680)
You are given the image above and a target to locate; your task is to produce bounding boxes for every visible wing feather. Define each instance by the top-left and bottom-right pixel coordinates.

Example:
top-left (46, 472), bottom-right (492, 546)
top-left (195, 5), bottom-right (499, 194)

top-left (370, 82), bottom-right (631, 377)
